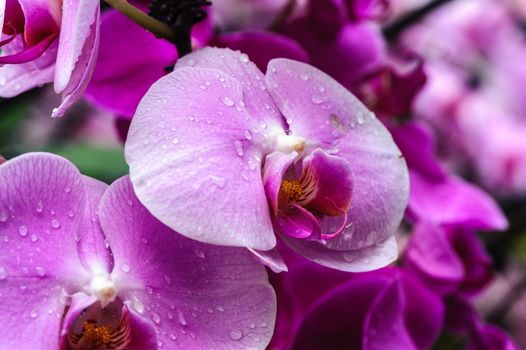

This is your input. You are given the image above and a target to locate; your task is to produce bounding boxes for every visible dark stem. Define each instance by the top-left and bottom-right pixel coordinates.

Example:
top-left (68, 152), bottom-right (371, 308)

top-left (149, 0), bottom-right (211, 58)
top-left (383, 0), bottom-right (457, 41)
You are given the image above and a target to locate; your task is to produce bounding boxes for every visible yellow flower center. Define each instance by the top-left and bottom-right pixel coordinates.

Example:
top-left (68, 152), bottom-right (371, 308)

top-left (83, 321), bottom-right (111, 345)
top-left (280, 180), bottom-right (304, 202)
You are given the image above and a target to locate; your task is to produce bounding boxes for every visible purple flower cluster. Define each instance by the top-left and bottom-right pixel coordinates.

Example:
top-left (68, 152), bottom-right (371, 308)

top-left (1, 0), bottom-right (525, 349)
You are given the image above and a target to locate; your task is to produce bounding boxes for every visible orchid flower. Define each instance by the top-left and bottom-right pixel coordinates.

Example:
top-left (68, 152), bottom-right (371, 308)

top-left (0, 0), bottom-right (100, 117)
top-left (0, 153), bottom-right (276, 349)
top-left (125, 47), bottom-right (409, 272)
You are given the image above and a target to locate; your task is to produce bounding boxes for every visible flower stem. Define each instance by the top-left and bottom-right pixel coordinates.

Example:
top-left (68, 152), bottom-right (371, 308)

top-left (103, 0), bottom-right (177, 43)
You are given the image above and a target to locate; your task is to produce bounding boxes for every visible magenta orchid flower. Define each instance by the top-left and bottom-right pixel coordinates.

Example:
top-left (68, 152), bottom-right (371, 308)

top-left (0, 0), bottom-right (100, 117)
top-left (125, 47), bottom-right (409, 272)
top-left (0, 153), bottom-right (276, 349)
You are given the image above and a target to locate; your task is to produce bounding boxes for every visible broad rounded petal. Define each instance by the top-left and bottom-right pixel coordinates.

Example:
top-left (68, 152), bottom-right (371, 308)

top-left (263, 151), bottom-right (297, 216)
top-left (100, 176), bottom-right (277, 349)
top-left (291, 274), bottom-right (390, 349)
top-left (126, 66), bottom-right (276, 249)
top-left (85, 9), bottom-right (177, 117)
top-left (281, 234), bottom-right (398, 272)
top-left (0, 35), bottom-right (57, 97)
top-left (404, 223), bottom-right (463, 295)
top-left (266, 58), bottom-right (409, 251)
top-left (0, 153), bottom-right (96, 349)
top-left (18, 0), bottom-right (60, 45)
top-left (52, 6), bottom-right (100, 118)
top-left (277, 204), bottom-right (321, 240)
top-left (363, 279), bottom-right (417, 350)
top-left (408, 171), bottom-right (508, 230)
top-left (248, 247), bottom-right (288, 273)
top-left (301, 149), bottom-right (353, 215)
top-left (54, 0), bottom-right (99, 93)
top-left (0, 153), bottom-right (90, 281)
top-left (211, 30), bottom-right (308, 72)
top-left (176, 47), bottom-right (285, 130)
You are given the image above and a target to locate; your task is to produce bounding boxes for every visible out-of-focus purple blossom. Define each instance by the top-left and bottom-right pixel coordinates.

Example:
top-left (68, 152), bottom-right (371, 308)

top-left (268, 255), bottom-right (444, 350)
top-left (211, 0), bottom-right (289, 31)
top-left (125, 47), bottom-right (409, 272)
top-left (403, 0), bottom-right (526, 195)
top-left (281, 0), bottom-right (425, 117)
top-left (0, 0), bottom-right (100, 117)
top-left (0, 153), bottom-right (276, 349)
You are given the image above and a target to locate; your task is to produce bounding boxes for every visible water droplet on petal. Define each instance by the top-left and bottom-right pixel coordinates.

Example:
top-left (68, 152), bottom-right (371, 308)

top-left (194, 249), bottom-right (205, 259)
top-left (239, 53), bottom-right (249, 63)
top-left (229, 330), bottom-right (243, 340)
top-left (18, 225), bottom-right (28, 237)
top-left (216, 305), bottom-right (225, 312)
top-left (300, 73), bottom-right (309, 81)
top-left (36, 201), bottom-right (44, 213)
top-left (221, 96), bottom-right (234, 107)
top-left (50, 219), bottom-right (60, 229)
top-left (311, 95), bottom-right (326, 104)
top-left (30, 234), bottom-right (38, 242)
top-left (152, 313), bottom-right (161, 324)
top-left (121, 263), bottom-right (131, 273)
top-left (170, 333), bottom-right (177, 341)
top-left (30, 310), bottom-right (38, 318)
top-left (210, 176), bottom-right (226, 188)
top-left (172, 137), bottom-right (180, 145)
top-left (243, 129), bottom-right (252, 140)
top-left (35, 266), bottom-right (46, 277)
top-left (233, 140), bottom-right (244, 157)
top-left (0, 267), bottom-right (8, 280)
top-left (177, 310), bottom-right (187, 326)
top-left (0, 212), bottom-right (7, 222)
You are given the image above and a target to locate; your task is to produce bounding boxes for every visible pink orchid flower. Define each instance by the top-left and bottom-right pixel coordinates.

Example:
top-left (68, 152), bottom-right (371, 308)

top-left (0, 0), bottom-right (100, 117)
top-left (0, 153), bottom-right (276, 349)
top-left (125, 47), bottom-right (409, 272)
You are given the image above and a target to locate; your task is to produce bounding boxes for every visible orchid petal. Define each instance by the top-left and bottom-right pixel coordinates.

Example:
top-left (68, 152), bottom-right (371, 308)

top-left (266, 58), bottom-right (408, 251)
top-left (54, 0), bottom-right (99, 93)
top-left (300, 149), bottom-right (353, 216)
top-left (404, 223), bottom-right (464, 295)
top-left (248, 247), bottom-right (288, 273)
top-left (176, 47), bottom-right (285, 130)
top-left (85, 9), bottom-right (177, 118)
top-left (363, 278), bottom-right (417, 350)
top-left (0, 35), bottom-right (56, 97)
top-left (408, 171), bottom-right (508, 230)
top-left (18, 0), bottom-right (60, 45)
top-left (276, 203), bottom-right (321, 240)
top-left (0, 33), bottom-right (55, 64)
top-left (280, 234), bottom-right (398, 272)
top-left (0, 153), bottom-right (98, 349)
top-left (52, 4), bottom-right (100, 118)
top-left (100, 176), bottom-right (277, 349)
top-left (263, 151), bottom-right (298, 217)
top-left (126, 65), bottom-right (277, 249)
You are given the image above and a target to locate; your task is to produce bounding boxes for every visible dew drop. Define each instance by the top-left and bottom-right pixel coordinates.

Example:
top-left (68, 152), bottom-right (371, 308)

top-left (30, 234), bottom-right (38, 242)
top-left (194, 249), bottom-right (205, 259)
top-left (216, 305), bottom-right (225, 312)
top-left (50, 219), bottom-right (60, 229)
top-left (152, 313), bottom-right (161, 325)
top-left (229, 330), bottom-right (243, 341)
top-left (163, 274), bottom-right (171, 285)
top-left (18, 225), bottom-right (28, 237)
top-left (210, 176), bottom-right (226, 188)
top-left (67, 210), bottom-right (75, 218)
top-left (170, 333), bottom-right (177, 341)
top-left (0, 267), bottom-right (7, 280)
top-left (239, 53), bottom-right (249, 63)
top-left (177, 310), bottom-right (187, 326)
top-left (36, 201), bottom-right (44, 213)
top-left (64, 186), bottom-right (71, 193)
top-left (30, 310), bottom-right (38, 319)
top-left (121, 263), bottom-right (131, 273)
top-left (311, 95), bottom-right (326, 104)
top-left (35, 266), bottom-right (46, 277)
top-left (172, 137), bottom-right (180, 145)
top-left (221, 96), bottom-right (235, 107)
top-left (300, 73), bottom-right (309, 81)
top-left (343, 252), bottom-right (355, 262)
top-left (233, 140), bottom-right (244, 157)
top-left (243, 129), bottom-right (252, 140)
top-left (356, 113), bottom-right (365, 125)
top-left (133, 296), bottom-right (144, 314)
